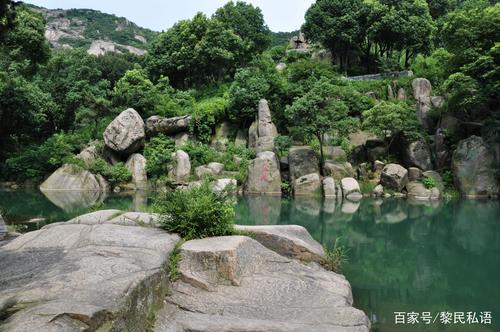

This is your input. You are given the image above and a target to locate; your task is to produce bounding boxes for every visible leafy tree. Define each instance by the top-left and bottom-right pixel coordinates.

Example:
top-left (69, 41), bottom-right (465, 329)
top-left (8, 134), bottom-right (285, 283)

top-left (285, 79), bottom-right (355, 172)
top-left (303, 0), bottom-right (366, 73)
top-left (411, 48), bottom-right (453, 87)
top-left (35, 49), bottom-right (110, 131)
top-left (146, 12), bottom-right (245, 87)
top-left (213, 1), bottom-right (271, 63)
top-left (1, 5), bottom-right (49, 74)
top-left (227, 55), bottom-right (285, 127)
top-left (96, 52), bottom-right (140, 87)
top-left (0, 0), bottom-right (16, 41)
top-left (113, 68), bottom-right (157, 116)
top-left (362, 101), bottom-right (420, 152)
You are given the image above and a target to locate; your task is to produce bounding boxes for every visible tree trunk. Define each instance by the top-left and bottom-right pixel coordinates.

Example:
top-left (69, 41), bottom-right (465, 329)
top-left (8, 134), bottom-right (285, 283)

top-left (318, 132), bottom-right (325, 176)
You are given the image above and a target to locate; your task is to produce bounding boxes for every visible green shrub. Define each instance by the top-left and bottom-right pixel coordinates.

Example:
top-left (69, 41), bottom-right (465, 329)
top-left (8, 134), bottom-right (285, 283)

top-left (143, 134), bottom-right (175, 178)
top-left (423, 176), bottom-right (436, 189)
top-left (154, 181), bottom-right (236, 240)
top-left (190, 96), bottom-right (227, 144)
top-left (182, 142), bottom-right (219, 168)
top-left (168, 241), bottom-right (183, 282)
top-left (360, 181), bottom-right (375, 194)
top-left (87, 159), bottom-right (131, 187)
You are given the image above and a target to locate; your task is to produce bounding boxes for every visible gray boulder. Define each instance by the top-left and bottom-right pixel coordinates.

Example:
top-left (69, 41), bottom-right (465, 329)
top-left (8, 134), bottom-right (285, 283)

top-left (373, 184), bottom-right (384, 197)
top-left (126, 153), bottom-right (147, 190)
top-left (412, 78), bottom-right (433, 129)
top-left (412, 78), bottom-right (432, 100)
top-left (288, 146), bottom-right (319, 181)
top-left (422, 170), bottom-right (444, 191)
top-left (293, 173), bottom-right (322, 197)
top-left (154, 236), bottom-right (369, 331)
top-left (40, 164), bottom-right (108, 192)
top-left (234, 225), bottom-right (325, 263)
top-left (207, 162), bottom-right (224, 175)
top-left (244, 151), bottom-right (281, 195)
top-left (248, 121), bottom-right (258, 149)
top-left (404, 138), bottom-right (433, 171)
top-left (146, 114), bottom-right (191, 136)
top-left (248, 99), bottom-right (279, 153)
top-left (452, 136), bottom-right (499, 198)
top-left (397, 88), bottom-right (406, 100)
top-left (173, 132), bottom-right (190, 147)
top-left (407, 182), bottom-right (441, 200)
top-left (0, 220), bottom-right (179, 332)
top-left (104, 108), bottom-right (145, 155)
top-left (381, 164), bottom-right (408, 191)
top-left (169, 150), bottom-right (191, 183)
top-left (211, 178), bottom-right (237, 194)
top-left (408, 167), bottom-right (423, 181)
top-left (341, 177), bottom-right (362, 201)
top-left (195, 165), bottom-right (213, 179)
top-left (322, 177), bottom-right (337, 198)
top-left (323, 146), bottom-right (347, 162)
top-left (76, 145), bottom-right (100, 166)
top-left (324, 161), bottom-right (355, 181)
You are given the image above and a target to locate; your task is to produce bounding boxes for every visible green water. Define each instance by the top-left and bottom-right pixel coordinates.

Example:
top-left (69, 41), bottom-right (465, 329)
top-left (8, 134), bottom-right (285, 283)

top-left (1, 190), bottom-right (499, 331)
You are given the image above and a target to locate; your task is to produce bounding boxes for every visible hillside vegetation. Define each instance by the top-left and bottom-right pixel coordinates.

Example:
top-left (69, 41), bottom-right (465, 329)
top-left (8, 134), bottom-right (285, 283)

top-left (0, 0), bottom-right (498, 195)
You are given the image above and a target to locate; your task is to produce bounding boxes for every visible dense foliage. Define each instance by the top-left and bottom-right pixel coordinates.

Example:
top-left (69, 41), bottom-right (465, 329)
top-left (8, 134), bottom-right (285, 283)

top-left (154, 181), bottom-right (236, 240)
top-left (0, 0), bottom-right (498, 189)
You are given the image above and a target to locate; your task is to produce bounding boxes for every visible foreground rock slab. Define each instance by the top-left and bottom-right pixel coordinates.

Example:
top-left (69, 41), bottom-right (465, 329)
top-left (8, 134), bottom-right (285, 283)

top-left (154, 236), bottom-right (369, 332)
top-left (234, 224), bottom-right (325, 263)
top-left (0, 221), bottom-right (179, 331)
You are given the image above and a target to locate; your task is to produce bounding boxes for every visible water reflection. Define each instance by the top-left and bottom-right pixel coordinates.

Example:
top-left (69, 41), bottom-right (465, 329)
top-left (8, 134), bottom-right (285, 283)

top-left (39, 189), bottom-right (108, 213)
top-left (0, 214), bottom-right (6, 240)
top-left (236, 197), bottom-right (500, 332)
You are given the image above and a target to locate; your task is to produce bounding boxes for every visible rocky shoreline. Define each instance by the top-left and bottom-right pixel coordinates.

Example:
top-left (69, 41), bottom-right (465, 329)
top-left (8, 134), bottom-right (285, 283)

top-left (0, 210), bottom-right (370, 331)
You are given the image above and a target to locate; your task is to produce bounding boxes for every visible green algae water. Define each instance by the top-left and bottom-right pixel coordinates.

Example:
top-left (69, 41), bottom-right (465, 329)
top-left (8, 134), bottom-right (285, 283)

top-left (1, 190), bottom-right (499, 331)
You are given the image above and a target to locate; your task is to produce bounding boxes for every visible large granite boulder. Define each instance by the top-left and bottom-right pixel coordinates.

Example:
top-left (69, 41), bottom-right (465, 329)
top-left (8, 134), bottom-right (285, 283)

top-left (234, 225), bottom-right (325, 263)
top-left (235, 129), bottom-right (247, 147)
top-left (75, 145), bottom-right (101, 167)
top-left (40, 164), bottom-right (108, 192)
top-left (211, 178), bottom-right (237, 194)
top-left (145, 114), bottom-right (191, 136)
top-left (422, 170), bottom-right (444, 191)
top-left (154, 236), bottom-right (369, 331)
top-left (288, 146), bottom-right (320, 181)
top-left (407, 182), bottom-right (441, 200)
top-left (104, 108), bottom-right (145, 155)
top-left (452, 136), bottom-right (499, 198)
top-left (293, 173), bottom-right (322, 197)
top-left (341, 177), bottom-right (362, 201)
top-left (412, 78), bottom-right (432, 129)
top-left (322, 177), bottom-right (337, 198)
top-left (323, 146), bottom-right (347, 162)
top-left (244, 151), bottom-right (281, 195)
top-left (248, 99), bottom-right (278, 153)
top-left (324, 161), bottom-right (355, 181)
top-left (381, 164), bottom-right (408, 191)
top-left (0, 219), bottom-right (179, 332)
top-left (125, 153), bottom-right (147, 190)
top-left (169, 150), bottom-right (191, 183)
top-left (404, 138), bottom-right (433, 171)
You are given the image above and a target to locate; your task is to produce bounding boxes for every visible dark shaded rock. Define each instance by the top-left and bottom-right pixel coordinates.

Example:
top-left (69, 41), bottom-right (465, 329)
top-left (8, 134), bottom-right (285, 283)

top-left (145, 115), bottom-right (191, 136)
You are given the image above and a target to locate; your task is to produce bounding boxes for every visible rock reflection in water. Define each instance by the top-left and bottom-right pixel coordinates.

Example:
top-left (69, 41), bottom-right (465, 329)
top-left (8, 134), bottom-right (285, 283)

top-left (0, 214), bottom-right (7, 240)
top-left (40, 189), bottom-right (108, 213)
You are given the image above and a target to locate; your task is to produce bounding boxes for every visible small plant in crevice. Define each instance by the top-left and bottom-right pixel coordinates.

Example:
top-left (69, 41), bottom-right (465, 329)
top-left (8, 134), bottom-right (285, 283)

top-left (168, 241), bottom-right (184, 282)
top-left (423, 176), bottom-right (436, 189)
top-left (321, 239), bottom-right (349, 273)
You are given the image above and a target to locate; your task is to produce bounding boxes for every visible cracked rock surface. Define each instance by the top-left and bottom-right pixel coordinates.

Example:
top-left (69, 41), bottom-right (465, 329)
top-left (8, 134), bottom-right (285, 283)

top-left (154, 236), bottom-right (369, 332)
top-left (0, 212), bottom-right (179, 331)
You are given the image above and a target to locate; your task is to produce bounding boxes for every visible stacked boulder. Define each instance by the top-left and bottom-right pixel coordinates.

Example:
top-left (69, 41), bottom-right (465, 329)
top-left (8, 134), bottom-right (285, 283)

top-left (244, 151), bottom-right (282, 195)
top-left (248, 99), bottom-right (278, 153)
top-left (288, 146), bottom-right (321, 196)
